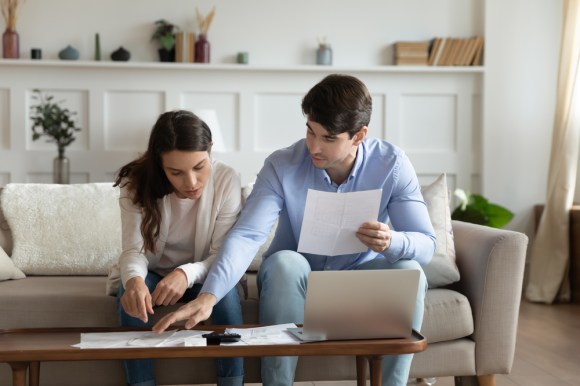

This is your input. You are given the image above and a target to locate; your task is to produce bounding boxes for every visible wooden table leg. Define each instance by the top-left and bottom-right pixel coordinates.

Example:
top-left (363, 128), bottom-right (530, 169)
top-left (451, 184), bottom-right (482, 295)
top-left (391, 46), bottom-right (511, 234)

top-left (29, 362), bottom-right (40, 386)
top-left (368, 356), bottom-right (383, 386)
top-left (356, 356), bottom-right (367, 386)
top-left (8, 362), bottom-right (28, 386)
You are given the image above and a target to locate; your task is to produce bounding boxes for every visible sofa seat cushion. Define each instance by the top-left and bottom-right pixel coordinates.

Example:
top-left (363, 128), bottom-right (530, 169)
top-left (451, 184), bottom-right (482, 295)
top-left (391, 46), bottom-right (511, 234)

top-left (0, 276), bottom-right (118, 329)
top-left (0, 276), bottom-right (259, 330)
top-left (421, 288), bottom-right (474, 343)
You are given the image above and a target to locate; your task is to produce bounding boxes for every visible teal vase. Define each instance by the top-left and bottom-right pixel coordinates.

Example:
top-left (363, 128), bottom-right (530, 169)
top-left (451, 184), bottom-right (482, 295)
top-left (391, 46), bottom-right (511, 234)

top-left (59, 45), bottom-right (79, 60)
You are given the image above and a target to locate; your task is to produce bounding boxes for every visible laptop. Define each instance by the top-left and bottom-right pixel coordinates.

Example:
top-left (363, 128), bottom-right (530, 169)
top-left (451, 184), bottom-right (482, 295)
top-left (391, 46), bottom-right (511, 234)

top-left (288, 269), bottom-right (420, 342)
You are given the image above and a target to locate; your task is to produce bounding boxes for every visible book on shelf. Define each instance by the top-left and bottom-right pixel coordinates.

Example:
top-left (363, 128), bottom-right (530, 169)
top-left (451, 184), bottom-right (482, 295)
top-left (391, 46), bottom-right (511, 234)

top-left (437, 38), bottom-right (456, 66)
top-left (430, 36), bottom-right (484, 66)
top-left (394, 41), bottom-right (429, 65)
top-left (472, 36), bottom-right (484, 65)
top-left (428, 38), bottom-right (441, 65)
top-left (430, 38), bottom-right (447, 66)
top-left (175, 32), bottom-right (196, 63)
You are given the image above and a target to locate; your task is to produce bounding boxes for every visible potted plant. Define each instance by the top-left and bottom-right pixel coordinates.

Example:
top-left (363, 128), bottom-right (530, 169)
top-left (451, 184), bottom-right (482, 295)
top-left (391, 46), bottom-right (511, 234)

top-left (151, 19), bottom-right (179, 62)
top-left (30, 89), bottom-right (82, 184)
top-left (451, 189), bottom-right (514, 228)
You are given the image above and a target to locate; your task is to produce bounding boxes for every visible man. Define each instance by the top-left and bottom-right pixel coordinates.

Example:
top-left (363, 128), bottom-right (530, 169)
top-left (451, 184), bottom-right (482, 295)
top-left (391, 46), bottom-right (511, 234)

top-left (153, 74), bottom-right (436, 386)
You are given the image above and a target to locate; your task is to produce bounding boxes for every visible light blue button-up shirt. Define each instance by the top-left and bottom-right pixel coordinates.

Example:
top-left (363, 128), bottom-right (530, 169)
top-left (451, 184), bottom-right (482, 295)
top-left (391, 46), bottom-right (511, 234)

top-left (202, 137), bottom-right (436, 301)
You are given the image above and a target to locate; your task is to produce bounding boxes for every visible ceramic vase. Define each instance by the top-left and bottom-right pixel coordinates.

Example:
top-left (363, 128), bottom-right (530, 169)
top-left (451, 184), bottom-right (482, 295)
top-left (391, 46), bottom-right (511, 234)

top-left (316, 44), bottom-right (332, 65)
top-left (54, 149), bottom-right (70, 184)
top-left (59, 45), bottom-right (79, 60)
top-left (195, 34), bottom-right (210, 63)
top-left (111, 46), bottom-right (130, 61)
top-left (2, 28), bottom-right (19, 59)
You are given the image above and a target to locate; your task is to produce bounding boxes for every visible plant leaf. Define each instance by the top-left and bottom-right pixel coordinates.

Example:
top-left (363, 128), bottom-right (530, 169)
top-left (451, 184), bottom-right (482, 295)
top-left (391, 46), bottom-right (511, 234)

top-left (484, 204), bottom-right (514, 228)
top-left (451, 206), bottom-right (488, 225)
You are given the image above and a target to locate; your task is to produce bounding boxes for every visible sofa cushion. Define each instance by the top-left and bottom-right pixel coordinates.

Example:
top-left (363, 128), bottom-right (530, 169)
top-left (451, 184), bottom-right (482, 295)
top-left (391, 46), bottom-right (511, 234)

top-left (1, 183), bottom-right (121, 275)
top-left (0, 245), bottom-right (25, 281)
top-left (421, 173), bottom-right (459, 288)
top-left (0, 276), bottom-right (259, 329)
top-left (421, 288), bottom-right (474, 343)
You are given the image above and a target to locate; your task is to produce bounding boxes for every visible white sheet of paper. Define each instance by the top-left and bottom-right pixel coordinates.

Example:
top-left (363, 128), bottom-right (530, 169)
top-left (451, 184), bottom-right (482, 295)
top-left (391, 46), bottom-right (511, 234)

top-left (224, 323), bottom-right (300, 345)
top-left (72, 330), bottom-right (212, 349)
top-left (297, 189), bottom-right (382, 256)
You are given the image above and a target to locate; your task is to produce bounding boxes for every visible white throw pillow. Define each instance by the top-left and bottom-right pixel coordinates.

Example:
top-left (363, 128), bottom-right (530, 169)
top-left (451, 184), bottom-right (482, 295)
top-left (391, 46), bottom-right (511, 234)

top-left (1, 183), bottom-right (121, 275)
top-left (0, 246), bottom-right (25, 281)
top-left (421, 173), bottom-right (459, 288)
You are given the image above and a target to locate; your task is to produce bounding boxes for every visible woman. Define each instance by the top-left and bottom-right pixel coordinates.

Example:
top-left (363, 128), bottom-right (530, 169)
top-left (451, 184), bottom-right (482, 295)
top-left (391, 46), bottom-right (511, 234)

top-left (111, 110), bottom-right (243, 386)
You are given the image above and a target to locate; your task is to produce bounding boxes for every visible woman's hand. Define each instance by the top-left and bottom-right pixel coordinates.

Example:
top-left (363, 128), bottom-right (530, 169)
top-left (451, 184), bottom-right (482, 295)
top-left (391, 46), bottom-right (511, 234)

top-left (356, 221), bottom-right (392, 252)
top-left (151, 268), bottom-right (188, 307)
top-left (121, 277), bottom-right (154, 323)
top-left (152, 292), bottom-right (217, 333)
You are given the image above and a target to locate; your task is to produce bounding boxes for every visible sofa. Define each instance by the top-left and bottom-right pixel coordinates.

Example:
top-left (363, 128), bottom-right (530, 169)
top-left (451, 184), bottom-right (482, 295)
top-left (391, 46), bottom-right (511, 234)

top-left (0, 176), bottom-right (528, 386)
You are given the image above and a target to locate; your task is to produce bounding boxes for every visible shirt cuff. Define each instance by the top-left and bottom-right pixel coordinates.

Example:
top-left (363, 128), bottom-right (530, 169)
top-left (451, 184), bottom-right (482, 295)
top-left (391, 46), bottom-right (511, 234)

top-left (177, 262), bottom-right (207, 287)
top-left (382, 231), bottom-right (404, 263)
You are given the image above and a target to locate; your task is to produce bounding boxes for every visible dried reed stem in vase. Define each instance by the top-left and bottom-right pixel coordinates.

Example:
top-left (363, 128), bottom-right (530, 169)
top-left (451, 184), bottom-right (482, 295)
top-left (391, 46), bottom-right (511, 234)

top-left (1, 0), bottom-right (23, 30)
top-left (196, 6), bottom-right (216, 36)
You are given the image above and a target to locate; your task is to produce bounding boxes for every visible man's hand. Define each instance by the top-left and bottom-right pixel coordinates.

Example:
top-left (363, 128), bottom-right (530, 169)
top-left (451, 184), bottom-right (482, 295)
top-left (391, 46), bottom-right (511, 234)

top-left (151, 268), bottom-right (188, 307)
top-left (356, 221), bottom-right (392, 252)
top-left (120, 277), bottom-right (154, 323)
top-left (152, 292), bottom-right (217, 333)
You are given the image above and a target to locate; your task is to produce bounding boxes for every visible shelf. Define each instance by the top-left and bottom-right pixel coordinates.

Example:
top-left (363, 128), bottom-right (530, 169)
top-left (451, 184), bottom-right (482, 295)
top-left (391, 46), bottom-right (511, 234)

top-left (0, 59), bottom-right (485, 74)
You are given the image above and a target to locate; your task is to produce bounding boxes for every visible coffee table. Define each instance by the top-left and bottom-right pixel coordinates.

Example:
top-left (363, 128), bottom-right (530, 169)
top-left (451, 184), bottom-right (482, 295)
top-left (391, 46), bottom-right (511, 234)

top-left (0, 326), bottom-right (427, 386)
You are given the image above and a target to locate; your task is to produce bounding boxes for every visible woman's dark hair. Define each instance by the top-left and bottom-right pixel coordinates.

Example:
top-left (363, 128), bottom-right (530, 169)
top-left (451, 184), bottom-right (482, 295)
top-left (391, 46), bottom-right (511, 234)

top-left (114, 110), bottom-right (213, 253)
top-left (301, 74), bottom-right (372, 138)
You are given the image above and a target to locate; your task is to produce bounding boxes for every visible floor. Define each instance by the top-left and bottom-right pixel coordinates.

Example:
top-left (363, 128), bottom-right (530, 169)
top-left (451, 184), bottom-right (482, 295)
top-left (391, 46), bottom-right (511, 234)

top-left (168, 300), bottom-right (580, 386)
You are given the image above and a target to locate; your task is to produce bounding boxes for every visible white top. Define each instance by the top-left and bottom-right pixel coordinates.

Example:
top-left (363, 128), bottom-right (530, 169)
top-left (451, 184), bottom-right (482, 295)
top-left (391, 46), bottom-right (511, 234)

top-left (113, 159), bottom-right (242, 288)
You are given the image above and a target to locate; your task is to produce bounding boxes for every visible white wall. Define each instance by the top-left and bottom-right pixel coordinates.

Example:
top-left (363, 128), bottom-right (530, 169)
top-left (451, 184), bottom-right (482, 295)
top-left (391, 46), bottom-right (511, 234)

top-left (1, 0), bottom-right (570, 237)
top-left (16, 0), bottom-right (480, 65)
top-left (484, 0), bottom-right (563, 234)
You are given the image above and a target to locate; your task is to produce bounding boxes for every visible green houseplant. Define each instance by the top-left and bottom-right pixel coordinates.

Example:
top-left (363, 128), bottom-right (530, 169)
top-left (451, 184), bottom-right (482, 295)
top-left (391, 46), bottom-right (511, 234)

top-left (451, 189), bottom-right (514, 228)
top-left (151, 19), bottom-right (179, 62)
top-left (30, 89), bottom-right (82, 184)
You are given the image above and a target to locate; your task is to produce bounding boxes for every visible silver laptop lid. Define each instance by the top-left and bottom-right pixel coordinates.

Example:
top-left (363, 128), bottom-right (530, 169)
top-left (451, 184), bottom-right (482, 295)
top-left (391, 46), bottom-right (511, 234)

top-left (303, 269), bottom-right (420, 340)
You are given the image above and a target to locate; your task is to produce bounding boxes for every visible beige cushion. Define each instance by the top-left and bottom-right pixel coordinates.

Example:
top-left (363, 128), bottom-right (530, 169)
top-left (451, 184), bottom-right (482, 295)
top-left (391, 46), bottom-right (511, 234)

top-left (1, 183), bottom-right (121, 275)
top-left (0, 245), bottom-right (25, 281)
top-left (421, 173), bottom-right (459, 288)
top-left (421, 288), bottom-right (473, 343)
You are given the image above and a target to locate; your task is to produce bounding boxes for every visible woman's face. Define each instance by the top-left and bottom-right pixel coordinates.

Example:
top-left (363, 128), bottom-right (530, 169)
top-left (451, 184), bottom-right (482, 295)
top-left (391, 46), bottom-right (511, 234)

top-left (161, 150), bottom-right (211, 199)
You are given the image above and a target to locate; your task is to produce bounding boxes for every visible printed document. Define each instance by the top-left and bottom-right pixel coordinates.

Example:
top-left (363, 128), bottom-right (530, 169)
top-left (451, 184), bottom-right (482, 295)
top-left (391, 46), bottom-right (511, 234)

top-left (297, 189), bottom-right (382, 256)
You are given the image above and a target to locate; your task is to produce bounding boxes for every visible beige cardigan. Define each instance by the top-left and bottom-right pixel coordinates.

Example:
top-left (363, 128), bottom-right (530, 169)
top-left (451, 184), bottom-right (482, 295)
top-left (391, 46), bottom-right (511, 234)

top-left (106, 159), bottom-right (241, 295)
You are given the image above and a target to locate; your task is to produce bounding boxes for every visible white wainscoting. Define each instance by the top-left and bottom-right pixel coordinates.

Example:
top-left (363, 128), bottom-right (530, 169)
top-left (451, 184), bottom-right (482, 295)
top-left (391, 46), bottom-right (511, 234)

top-left (0, 60), bottom-right (482, 192)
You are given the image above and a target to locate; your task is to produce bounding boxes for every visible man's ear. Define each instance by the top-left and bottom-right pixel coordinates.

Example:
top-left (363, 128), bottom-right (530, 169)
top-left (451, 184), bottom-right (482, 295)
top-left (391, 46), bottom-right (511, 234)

top-left (353, 126), bottom-right (368, 145)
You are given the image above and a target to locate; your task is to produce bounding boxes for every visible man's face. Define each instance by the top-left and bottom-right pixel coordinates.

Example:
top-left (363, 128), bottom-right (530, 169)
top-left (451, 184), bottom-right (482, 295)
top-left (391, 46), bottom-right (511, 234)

top-left (305, 119), bottom-right (359, 176)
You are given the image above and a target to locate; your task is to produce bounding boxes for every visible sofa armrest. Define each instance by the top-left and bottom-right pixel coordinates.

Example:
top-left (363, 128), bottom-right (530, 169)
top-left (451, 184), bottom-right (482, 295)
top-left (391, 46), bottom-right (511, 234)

top-left (451, 220), bottom-right (528, 375)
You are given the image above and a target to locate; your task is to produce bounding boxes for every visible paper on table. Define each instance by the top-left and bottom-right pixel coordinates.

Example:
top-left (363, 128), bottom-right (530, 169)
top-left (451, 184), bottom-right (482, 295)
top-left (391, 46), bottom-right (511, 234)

top-left (224, 323), bottom-right (301, 345)
top-left (297, 189), bottom-right (382, 256)
top-left (72, 329), bottom-right (212, 349)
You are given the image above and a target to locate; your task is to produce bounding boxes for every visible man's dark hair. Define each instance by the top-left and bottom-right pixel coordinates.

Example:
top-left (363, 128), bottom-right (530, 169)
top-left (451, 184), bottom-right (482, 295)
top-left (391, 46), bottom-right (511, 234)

top-left (301, 74), bottom-right (372, 137)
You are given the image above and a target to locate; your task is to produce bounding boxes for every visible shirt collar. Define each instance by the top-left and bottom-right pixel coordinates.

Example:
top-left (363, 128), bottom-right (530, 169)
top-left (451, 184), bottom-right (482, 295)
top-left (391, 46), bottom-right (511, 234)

top-left (318, 141), bottom-right (366, 186)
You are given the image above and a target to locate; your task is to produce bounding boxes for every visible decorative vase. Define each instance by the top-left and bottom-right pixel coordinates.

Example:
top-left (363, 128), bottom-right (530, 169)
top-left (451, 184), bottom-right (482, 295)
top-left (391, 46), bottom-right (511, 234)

top-left (158, 48), bottom-right (175, 62)
top-left (58, 45), bottom-right (79, 60)
top-left (316, 44), bottom-right (332, 65)
top-left (54, 149), bottom-right (70, 184)
top-left (2, 28), bottom-right (19, 59)
top-left (194, 34), bottom-right (210, 63)
top-left (111, 46), bottom-right (130, 61)
top-left (94, 33), bottom-right (101, 61)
